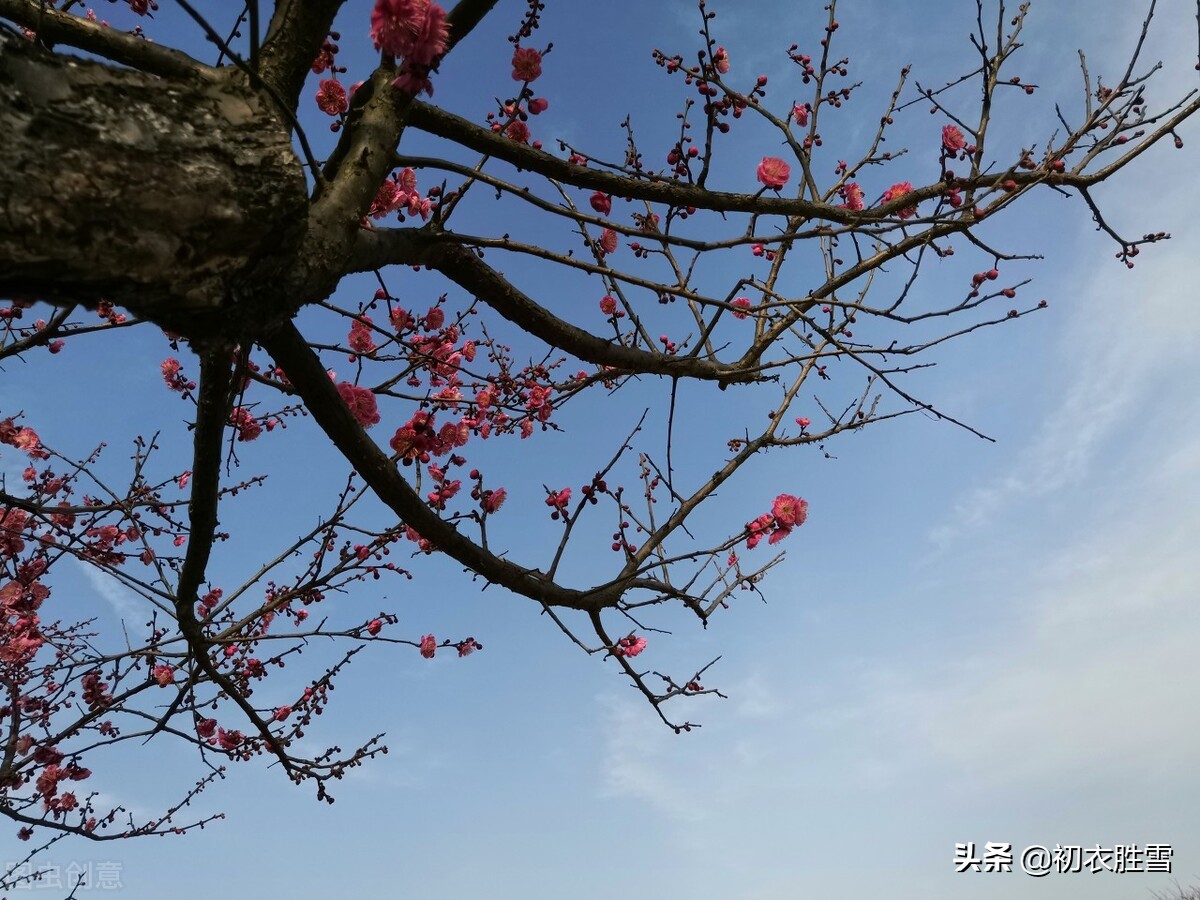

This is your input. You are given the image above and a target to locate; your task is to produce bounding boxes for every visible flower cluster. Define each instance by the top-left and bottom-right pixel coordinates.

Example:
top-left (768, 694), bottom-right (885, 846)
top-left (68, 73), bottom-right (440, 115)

top-left (337, 382), bottom-right (381, 429)
top-left (32, 752), bottom-right (92, 813)
top-left (388, 410), bottom-right (469, 462)
top-left (612, 634), bottom-right (647, 658)
top-left (369, 168), bottom-right (434, 221)
top-left (457, 637), bottom-right (482, 657)
top-left (479, 487), bottom-right (506, 514)
top-left (348, 316), bottom-right (377, 355)
top-left (882, 181), bottom-right (916, 219)
top-left (311, 36), bottom-right (342, 74)
top-left (745, 493), bottom-right (809, 549)
top-left (0, 418), bottom-right (47, 459)
top-left (839, 182), bottom-right (864, 211)
top-left (504, 119), bottom-right (531, 143)
top-left (425, 463), bottom-right (461, 510)
top-left (369, 0), bottom-right (450, 95)
top-left (545, 487), bottom-right (571, 519)
top-left (230, 407), bottom-right (263, 442)
top-left (161, 358), bottom-right (195, 393)
top-left (0, 575), bottom-right (48, 666)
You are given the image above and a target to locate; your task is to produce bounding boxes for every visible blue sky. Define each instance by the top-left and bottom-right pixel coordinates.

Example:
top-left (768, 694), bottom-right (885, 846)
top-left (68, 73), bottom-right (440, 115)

top-left (3, 1), bottom-right (1199, 898)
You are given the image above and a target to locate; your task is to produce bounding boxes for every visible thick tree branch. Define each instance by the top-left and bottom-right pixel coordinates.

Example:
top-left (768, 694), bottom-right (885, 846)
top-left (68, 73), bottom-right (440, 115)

top-left (259, 0), bottom-right (347, 112)
top-left (348, 227), bottom-right (755, 383)
top-left (302, 0), bottom-right (503, 276)
top-left (306, 65), bottom-right (413, 260)
top-left (166, 347), bottom-right (307, 776)
top-left (175, 349), bottom-right (231, 618)
top-left (405, 99), bottom-right (843, 219)
top-left (408, 94), bottom-right (1200, 221)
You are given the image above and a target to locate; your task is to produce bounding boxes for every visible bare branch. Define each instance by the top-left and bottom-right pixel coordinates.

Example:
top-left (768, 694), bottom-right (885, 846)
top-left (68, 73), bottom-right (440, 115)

top-left (0, 0), bottom-right (212, 79)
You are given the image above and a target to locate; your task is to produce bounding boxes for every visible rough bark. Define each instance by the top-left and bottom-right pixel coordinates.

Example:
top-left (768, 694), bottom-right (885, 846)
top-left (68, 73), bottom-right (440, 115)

top-left (0, 32), bottom-right (308, 337)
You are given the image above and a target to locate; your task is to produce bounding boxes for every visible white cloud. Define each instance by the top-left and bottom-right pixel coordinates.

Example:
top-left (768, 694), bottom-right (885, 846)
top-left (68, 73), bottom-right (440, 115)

top-left (596, 694), bottom-right (712, 823)
top-left (75, 560), bottom-right (143, 619)
top-left (929, 225), bottom-right (1200, 552)
top-left (837, 413), bottom-right (1200, 794)
top-left (732, 671), bottom-right (784, 719)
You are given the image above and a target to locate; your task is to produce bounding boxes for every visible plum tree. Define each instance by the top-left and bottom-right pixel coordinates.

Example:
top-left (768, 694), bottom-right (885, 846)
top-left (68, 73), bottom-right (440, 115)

top-left (0, 0), bottom-right (1195, 884)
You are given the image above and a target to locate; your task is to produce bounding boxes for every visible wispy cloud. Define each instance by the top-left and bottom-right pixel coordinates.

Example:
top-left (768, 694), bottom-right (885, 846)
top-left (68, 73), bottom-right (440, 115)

top-left (928, 232), bottom-right (1200, 551)
top-left (597, 694), bottom-right (712, 823)
top-left (732, 671), bottom-right (784, 719)
top-left (824, 412), bottom-right (1200, 794)
top-left (75, 560), bottom-right (142, 619)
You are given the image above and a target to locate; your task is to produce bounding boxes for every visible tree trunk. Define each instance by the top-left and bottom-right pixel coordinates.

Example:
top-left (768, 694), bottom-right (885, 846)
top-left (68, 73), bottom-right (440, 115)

top-left (0, 33), bottom-right (308, 337)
